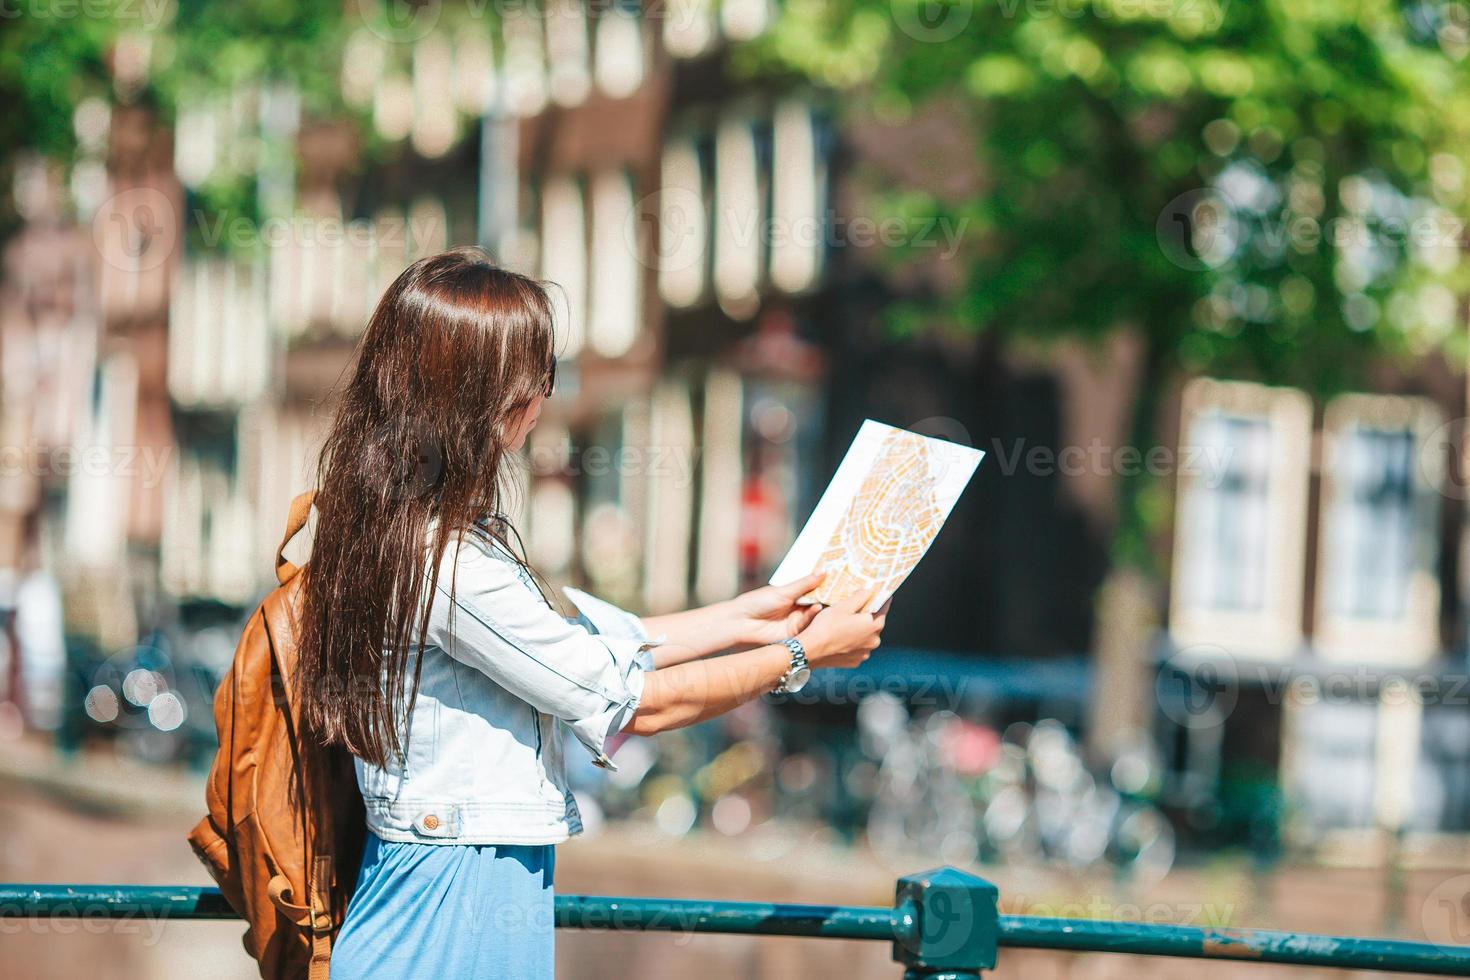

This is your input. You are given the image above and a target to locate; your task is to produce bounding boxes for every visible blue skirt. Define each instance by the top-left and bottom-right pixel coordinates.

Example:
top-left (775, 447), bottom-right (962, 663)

top-left (331, 833), bottom-right (556, 979)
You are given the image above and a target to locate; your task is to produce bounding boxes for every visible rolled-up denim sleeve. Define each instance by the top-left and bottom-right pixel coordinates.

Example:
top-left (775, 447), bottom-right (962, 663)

top-left (427, 544), bottom-right (646, 768)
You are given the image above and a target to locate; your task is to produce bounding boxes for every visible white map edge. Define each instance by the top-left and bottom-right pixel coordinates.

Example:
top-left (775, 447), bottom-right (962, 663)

top-left (562, 585), bottom-right (646, 640)
top-left (769, 419), bottom-right (985, 612)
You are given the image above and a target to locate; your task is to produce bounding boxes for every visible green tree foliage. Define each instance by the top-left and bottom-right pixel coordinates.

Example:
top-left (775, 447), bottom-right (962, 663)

top-left (747, 0), bottom-right (1470, 559)
top-left (0, 0), bottom-right (366, 236)
top-left (0, 0), bottom-right (506, 239)
top-left (753, 0), bottom-right (1470, 385)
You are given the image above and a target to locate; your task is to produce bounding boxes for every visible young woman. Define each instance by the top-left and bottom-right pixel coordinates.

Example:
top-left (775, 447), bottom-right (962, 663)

top-left (297, 248), bottom-right (886, 979)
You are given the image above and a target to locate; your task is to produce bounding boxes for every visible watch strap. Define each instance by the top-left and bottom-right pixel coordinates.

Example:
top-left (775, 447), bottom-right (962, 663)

top-left (776, 637), bottom-right (809, 692)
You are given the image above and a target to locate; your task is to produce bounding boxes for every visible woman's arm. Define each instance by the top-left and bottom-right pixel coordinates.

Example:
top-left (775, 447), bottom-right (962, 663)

top-left (636, 605), bottom-right (745, 667)
top-left (627, 588), bottom-right (883, 735)
top-left (640, 572), bottom-right (825, 668)
top-left (429, 544), bottom-right (647, 764)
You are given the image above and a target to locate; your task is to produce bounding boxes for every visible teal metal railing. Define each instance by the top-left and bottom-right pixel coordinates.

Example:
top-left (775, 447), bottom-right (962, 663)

top-left (4, 867), bottom-right (1470, 977)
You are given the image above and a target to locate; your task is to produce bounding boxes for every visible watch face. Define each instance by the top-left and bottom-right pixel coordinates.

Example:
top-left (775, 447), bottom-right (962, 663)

top-left (785, 665), bottom-right (812, 693)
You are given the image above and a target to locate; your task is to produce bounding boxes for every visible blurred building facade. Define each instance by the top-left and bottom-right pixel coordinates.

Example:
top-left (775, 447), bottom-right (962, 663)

top-left (0, 5), bottom-right (891, 748)
top-left (1161, 367), bottom-right (1470, 846)
top-left (6, 2), bottom-right (1470, 850)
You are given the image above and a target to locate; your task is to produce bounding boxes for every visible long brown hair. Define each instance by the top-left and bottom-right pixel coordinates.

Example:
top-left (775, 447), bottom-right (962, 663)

top-left (298, 247), bottom-right (556, 768)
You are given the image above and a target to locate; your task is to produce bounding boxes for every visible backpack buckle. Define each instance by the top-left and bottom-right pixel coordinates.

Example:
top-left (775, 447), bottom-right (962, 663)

top-left (310, 855), bottom-right (334, 935)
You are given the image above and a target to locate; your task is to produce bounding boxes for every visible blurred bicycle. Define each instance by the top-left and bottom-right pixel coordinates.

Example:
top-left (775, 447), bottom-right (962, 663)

top-left (859, 695), bottom-right (1175, 882)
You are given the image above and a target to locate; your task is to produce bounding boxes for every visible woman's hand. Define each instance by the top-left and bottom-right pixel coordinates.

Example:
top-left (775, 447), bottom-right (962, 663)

top-left (798, 589), bottom-right (886, 668)
top-left (629, 588), bottom-right (889, 737)
top-left (725, 572), bottom-right (826, 647)
top-left (638, 572), bottom-right (825, 667)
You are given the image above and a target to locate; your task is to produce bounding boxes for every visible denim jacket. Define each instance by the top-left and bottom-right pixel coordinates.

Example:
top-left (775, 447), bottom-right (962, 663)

top-left (354, 524), bottom-right (651, 846)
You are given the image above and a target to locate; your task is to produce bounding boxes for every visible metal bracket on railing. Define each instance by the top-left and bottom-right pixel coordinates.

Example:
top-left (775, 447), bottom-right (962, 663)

top-left (891, 866), bottom-right (999, 979)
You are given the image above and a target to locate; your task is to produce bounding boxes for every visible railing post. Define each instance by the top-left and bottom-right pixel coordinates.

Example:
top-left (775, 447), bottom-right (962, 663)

top-left (891, 866), bottom-right (999, 979)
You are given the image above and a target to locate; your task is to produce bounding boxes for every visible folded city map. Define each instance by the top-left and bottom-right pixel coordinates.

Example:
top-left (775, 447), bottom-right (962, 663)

top-left (769, 420), bottom-right (985, 613)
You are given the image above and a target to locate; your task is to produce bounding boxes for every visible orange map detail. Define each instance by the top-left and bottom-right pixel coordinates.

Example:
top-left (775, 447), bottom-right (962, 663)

top-left (808, 429), bottom-right (945, 606)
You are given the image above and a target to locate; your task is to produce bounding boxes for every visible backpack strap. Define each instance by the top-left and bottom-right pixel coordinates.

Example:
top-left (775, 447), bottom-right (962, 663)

top-left (276, 490), bottom-right (318, 585)
top-left (266, 859), bottom-right (335, 980)
top-left (308, 854), bottom-right (334, 980)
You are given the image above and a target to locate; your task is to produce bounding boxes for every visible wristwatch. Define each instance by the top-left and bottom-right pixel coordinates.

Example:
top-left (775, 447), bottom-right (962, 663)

top-left (774, 637), bottom-right (812, 694)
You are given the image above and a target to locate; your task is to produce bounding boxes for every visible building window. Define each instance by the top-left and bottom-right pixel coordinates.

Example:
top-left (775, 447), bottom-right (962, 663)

top-left (770, 100), bottom-right (826, 295)
top-left (504, 4), bottom-right (549, 116)
top-left (657, 136), bottom-right (708, 308)
top-left (643, 381), bottom-right (696, 612)
top-left (159, 442), bottom-right (255, 606)
top-left (1169, 379), bottom-right (1312, 657)
top-left (695, 369), bottom-right (744, 604)
top-left (593, 0), bottom-right (644, 99)
top-left (238, 404), bottom-right (321, 586)
top-left (1315, 394), bottom-right (1443, 664)
top-left (526, 421), bottom-right (577, 576)
top-left (342, 28), bottom-right (387, 111)
top-left (411, 33), bottom-right (459, 158)
top-left (452, 26), bottom-right (497, 114)
top-left (546, 0), bottom-right (592, 107)
top-left (64, 354), bottom-right (138, 570)
top-left (1331, 427), bottom-right (1414, 618)
top-left (372, 73), bottom-right (414, 142)
top-left (1416, 705), bottom-right (1470, 831)
top-left (173, 99), bottom-right (219, 188)
top-left (1283, 698), bottom-right (1378, 833)
top-left (168, 258), bottom-right (270, 407)
top-left (540, 175), bottom-right (588, 356)
top-left (1179, 411), bottom-right (1271, 614)
top-left (663, 0), bottom-right (716, 58)
top-left (713, 114), bottom-right (762, 319)
top-left (581, 404), bottom-right (649, 605)
top-left (721, 0), bottom-right (773, 41)
top-left (588, 170), bottom-right (641, 357)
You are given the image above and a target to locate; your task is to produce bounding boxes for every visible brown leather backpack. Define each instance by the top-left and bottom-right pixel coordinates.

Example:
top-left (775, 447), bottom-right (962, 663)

top-left (187, 490), bottom-right (366, 980)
